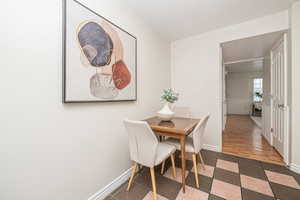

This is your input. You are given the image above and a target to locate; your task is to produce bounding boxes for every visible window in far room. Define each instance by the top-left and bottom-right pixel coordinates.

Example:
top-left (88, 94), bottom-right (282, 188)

top-left (253, 78), bottom-right (263, 102)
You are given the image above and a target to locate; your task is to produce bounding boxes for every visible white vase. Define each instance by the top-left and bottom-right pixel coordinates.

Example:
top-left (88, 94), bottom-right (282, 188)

top-left (157, 102), bottom-right (174, 121)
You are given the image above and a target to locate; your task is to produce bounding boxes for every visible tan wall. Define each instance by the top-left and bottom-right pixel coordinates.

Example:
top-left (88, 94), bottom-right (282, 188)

top-left (226, 71), bottom-right (263, 115)
top-left (0, 0), bottom-right (171, 199)
top-left (262, 58), bottom-right (272, 144)
top-left (171, 11), bottom-right (289, 151)
top-left (291, 1), bottom-right (300, 169)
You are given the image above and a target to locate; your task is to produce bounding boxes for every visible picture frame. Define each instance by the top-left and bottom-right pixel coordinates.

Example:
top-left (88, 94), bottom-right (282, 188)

top-left (62, 0), bottom-right (137, 103)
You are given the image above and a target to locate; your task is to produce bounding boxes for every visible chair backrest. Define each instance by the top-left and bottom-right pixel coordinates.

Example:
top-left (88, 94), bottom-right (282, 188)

top-left (173, 106), bottom-right (191, 118)
top-left (192, 114), bottom-right (210, 153)
top-left (123, 119), bottom-right (158, 168)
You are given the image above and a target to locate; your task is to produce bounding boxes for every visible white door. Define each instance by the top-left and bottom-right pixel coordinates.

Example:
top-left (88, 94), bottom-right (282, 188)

top-left (270, 34), bottom-right (288, 160)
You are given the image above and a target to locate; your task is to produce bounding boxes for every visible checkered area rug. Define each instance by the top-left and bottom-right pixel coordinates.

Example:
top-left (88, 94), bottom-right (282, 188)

top-left (105, 150), bottom-right (300, 200)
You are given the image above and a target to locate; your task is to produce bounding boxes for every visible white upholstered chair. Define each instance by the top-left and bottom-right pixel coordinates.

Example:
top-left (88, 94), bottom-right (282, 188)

top-left (173, 106), bottom-right (192, 118)
top-left (123, 119), bottom-right (176, 200)
top-left (164, 114), bottom-right (210, 188)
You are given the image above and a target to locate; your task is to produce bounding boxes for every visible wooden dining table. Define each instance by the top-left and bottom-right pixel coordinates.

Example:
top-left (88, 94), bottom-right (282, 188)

top-left (144, 116), bottom-right (200, 193)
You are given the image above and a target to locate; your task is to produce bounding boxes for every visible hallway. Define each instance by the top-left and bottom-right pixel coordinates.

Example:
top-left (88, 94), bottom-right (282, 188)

top-left (222, 115), bottom-right (285, 165)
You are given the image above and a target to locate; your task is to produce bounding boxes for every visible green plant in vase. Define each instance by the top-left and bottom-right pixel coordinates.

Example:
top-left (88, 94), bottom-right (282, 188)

top-left (161, 88), bottom-right (179, 103)
top-left (158, 89), bottom-right (179, 121)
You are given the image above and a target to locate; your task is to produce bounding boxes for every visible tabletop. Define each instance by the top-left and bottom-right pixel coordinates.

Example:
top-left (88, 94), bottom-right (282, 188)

top-left (144, 116), bottom-right (200, 135)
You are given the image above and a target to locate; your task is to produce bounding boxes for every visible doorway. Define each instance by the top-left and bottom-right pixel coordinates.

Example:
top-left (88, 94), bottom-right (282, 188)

top-left (220, 31), bottom-right (289, 165)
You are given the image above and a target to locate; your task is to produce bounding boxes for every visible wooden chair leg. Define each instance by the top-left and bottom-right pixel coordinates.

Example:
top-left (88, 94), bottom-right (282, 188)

top-left (127, 163), bottom-right (138, 191)
top-left (161, 160), bottom-right (165, 175)
top-left (198, 152), bottom-right (206, 170)
top-left (170, 153), bottom-right (176, 178)
top-left (150, 168), bottom-right (157, 200)
top-left (192, 153), bottom-right (200, 188)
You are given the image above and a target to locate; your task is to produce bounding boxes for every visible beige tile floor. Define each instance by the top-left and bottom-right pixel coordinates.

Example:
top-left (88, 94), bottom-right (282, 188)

top-left (106, 150), bottom-right (300, 200)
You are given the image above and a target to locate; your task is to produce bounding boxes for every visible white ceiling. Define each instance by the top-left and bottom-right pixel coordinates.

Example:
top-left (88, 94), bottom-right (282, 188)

top-left (124, 0), bottom-right (295, 41)
top-left (223, 31), bottom-right (285, 73)
top-left (222, 31), bottom-right (284, 63)
top-left (226, 60), bottom-right (264, 73)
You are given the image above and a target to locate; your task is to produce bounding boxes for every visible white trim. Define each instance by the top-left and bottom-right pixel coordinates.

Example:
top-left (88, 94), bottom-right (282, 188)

top-left (261, 130), bottom-right (272, 146)
top-left (224, 57), bottom-right (264, 65)
top-left (87, 167), bottom-right (133, 200)
top-left (284, 105), bottom-right (290, 164)
top-left (219, 45), bottom-right (224, 152)
top-left (203, 144), bottom-right (221, 152)
top-left (289, 163), bottom-right (300, 174)
top-left (283, 33), bottom-right (290, 164)
top-left (270, 49), bottom-right (274, 147)
top-left (250, 116), bottom-right (262, 128)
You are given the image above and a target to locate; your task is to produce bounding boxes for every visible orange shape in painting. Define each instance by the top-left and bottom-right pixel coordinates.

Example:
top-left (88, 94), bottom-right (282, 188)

top-left (112, 60), bottom-right (131, 89)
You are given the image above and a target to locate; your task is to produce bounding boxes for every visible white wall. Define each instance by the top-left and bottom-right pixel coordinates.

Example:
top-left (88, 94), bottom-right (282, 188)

top-left (222, 64), bottom-right (227, 130)
top-left (262, 58), bottom-right (272, 144)
top-left (171, 11), bottom-right (289, 151)
top-left (0, 1), bottom-right (170, 200)
top-left (226, 71), bottom-right (263, 115)
top-left (291, 1), bottom-right (300, 171)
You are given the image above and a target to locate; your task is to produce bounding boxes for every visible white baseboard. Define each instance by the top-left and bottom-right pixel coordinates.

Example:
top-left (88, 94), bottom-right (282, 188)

top-left (88, 167), bottom-right (132, 200)
top-left (261, 133), bottom-right (272, 146)
top-left (289, 163), bottom-right (300, 174)
top-left (203, 144), bottom-right (221, 152)
top-left (250, 116), bottom-right (262, 128)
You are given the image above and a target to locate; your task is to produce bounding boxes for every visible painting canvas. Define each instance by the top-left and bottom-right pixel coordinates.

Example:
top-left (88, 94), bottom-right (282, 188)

top-left (63, 0), bottom-right (137, 102)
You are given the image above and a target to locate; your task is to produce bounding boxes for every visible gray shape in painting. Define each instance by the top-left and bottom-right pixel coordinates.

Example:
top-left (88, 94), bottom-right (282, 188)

top-left (78, 22), bottom-right (113, 67)
top-left (90, 73), bottom-right (119, 99)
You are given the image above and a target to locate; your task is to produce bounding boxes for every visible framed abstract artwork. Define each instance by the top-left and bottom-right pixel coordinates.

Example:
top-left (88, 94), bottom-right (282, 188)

top-left (62, 0), bottom-right (137, 103)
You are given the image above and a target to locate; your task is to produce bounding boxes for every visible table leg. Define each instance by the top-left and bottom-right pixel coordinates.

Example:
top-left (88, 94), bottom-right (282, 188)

top-left (180, 136), bottom-right (186, 193)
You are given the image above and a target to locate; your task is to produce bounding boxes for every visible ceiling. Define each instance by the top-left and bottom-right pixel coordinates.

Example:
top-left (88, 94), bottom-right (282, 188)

top-left (222, 31), bottom-right (284, 63)
top-left (223, 31), bottom-right (286, 73)
top-left (124, 0), bottom-right (295, 41)
top-left (226, 60), bottom-right (264, 73)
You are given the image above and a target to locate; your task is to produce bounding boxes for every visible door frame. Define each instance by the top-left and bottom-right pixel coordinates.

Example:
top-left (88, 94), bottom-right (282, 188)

top-left (219, 32), bottom-right (290, 165)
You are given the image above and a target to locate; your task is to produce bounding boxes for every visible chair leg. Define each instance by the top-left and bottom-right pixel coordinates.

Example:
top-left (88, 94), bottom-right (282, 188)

top-left (198, 152), bottom-right (206, 170)
top-left (150, 168), bottom-right (157, 200)
top-left (161, 160), bottom-right (165, 175)
top-left (127, 163), bottom-right (138, 191)
top-left (192, 153), bottom-right (200, 188)
top-left (170, 153), bottom-right (176, 178)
